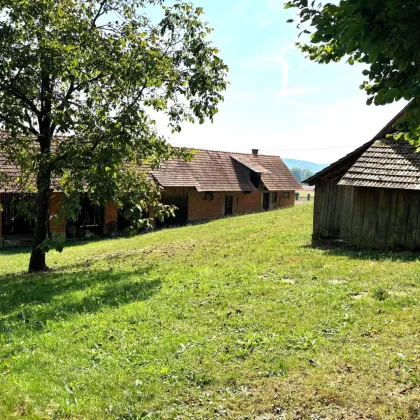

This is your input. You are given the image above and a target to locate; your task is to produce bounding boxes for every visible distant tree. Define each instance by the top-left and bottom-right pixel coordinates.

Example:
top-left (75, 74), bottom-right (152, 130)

top-left (291, 167), bottom-right (303, 182)
top-left (302, 169), bottom-right (314, 183)
top-left (291, 167), bottom-right (314, 183)
top-left (0, 0), bottom-right (228, 272)
top-left (285, 0), bottom-right (420, 143)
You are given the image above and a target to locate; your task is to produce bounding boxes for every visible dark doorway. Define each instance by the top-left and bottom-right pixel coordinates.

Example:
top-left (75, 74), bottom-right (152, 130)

top-left (263, 192), bottom-right (270, 210)
top-left (225, 195), bottom-right (233, 216)
top-left (1, 193), bottom-right (36, 235)
top-left (117, 206), bottom-right (131, 232)
top-left (156, 194), bottom-right (189, 228)
top-left (74, 195), bottom-right (104, 236)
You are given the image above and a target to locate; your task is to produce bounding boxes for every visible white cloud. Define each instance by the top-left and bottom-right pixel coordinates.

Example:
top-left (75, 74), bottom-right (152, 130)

top-left (276, 41), bottom-right (317, 99)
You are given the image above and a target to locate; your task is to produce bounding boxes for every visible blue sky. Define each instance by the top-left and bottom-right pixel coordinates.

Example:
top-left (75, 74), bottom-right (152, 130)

top-left (153, 0), bottom-right (406, 164)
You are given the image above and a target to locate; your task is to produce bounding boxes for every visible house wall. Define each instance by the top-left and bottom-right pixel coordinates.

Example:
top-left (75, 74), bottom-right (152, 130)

top-left (188, 190), bottom-right (263, 222)
top-left (188, 189), bottom-right (295, 223)
top-left (236, 191), bottom-right (263, 214)
top-left (278, 191), bottom-right (295, 208)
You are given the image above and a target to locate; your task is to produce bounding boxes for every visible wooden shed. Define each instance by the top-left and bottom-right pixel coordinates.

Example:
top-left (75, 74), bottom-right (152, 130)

top-left (305, 107), bottom-right (420, 251)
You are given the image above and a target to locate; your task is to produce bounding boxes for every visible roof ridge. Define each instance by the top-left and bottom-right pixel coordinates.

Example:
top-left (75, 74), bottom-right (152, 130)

top-left (188, 147), bottom-right (282, 158)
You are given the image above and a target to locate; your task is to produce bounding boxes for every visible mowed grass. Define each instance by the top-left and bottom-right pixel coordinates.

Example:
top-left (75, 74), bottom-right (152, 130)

top-left (0, 205), bottom-right (419, 419)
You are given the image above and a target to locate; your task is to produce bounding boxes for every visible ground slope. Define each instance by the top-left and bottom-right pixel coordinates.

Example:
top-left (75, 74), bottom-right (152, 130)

top-left (0, 205), bottom-right (419, 419)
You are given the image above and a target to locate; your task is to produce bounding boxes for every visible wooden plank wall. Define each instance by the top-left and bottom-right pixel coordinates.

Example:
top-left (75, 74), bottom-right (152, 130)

top-left (313, 179), bottom-right (353, 240)
top-left (348, 187), bottom-right (420, 250)
top-left (313, 180), bottom-right (420, 250)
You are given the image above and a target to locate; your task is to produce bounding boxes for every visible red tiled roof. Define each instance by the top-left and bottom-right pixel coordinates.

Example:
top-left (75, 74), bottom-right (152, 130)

top-left (0, 144), bottom-right (301, 193)
top-left (151, 149), bottom-right (301, 192)
top-left (0, 156), bottom-right (22, 192)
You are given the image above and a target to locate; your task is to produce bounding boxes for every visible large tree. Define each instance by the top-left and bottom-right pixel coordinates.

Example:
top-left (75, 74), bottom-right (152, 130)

top-left (285, 0), bottom-right (420, 142)
top-left (0, 0), bottom-right (228, 271)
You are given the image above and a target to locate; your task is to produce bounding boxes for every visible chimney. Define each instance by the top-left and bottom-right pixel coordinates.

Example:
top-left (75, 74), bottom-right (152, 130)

top-left (252, 149), bottom-right (259, 156)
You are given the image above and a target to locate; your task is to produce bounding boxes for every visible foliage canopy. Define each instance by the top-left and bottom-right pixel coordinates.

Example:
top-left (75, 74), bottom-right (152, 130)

top-left (0, 0), bottom-right (228, 271)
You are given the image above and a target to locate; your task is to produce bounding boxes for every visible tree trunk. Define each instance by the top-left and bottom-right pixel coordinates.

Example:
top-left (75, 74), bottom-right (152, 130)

top-left (28, 66), bottom-right (53, 272)
top-left (28, 164), bottom-right (51, 272)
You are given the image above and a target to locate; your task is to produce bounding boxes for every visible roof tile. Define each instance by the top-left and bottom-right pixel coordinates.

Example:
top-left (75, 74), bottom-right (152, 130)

top-left (151, 149), bottom-right (301, 192)
top-left (338, 139), bottom-right (420, 190)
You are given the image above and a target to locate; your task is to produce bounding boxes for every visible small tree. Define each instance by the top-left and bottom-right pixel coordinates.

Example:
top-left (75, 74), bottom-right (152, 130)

top-left (301, 169), bottom-right (314, 183)
top-left (285, 0), bottom-right (420, 142)
top-left (0, 0), bottom-right (228, 272)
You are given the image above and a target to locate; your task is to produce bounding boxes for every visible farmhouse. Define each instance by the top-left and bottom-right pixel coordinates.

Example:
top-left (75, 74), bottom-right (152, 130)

top-left (150, 148), bottom-right (301, 227)
top-left (0, 147), bottom-right (300, 246)
top-left (306, 107), bottom-right (420, 250)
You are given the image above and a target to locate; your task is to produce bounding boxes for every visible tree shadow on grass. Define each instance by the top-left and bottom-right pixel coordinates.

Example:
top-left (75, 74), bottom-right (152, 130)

top-left (0, 266), bottom-right (161, 335)
top-left (0, 236), bottom-right (127, 257)
top-left (0, 245), bottom-right (32, 256)
top-left (306, 240), bottom-right (420, 262)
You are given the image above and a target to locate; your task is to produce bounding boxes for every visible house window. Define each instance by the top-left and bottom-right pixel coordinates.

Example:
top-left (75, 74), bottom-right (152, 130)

top-left (283, 192), bottom-right (290, 199)
top-left (204, 192), bottom-right (214, 201)
top-left (272, 192), bottom-right (278, 203)
top-left (225, 195), bottom-right (233, 215)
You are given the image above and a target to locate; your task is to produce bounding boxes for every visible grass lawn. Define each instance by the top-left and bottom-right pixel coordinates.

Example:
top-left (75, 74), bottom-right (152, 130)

top-left (0, 205), bottom-right (419, 419)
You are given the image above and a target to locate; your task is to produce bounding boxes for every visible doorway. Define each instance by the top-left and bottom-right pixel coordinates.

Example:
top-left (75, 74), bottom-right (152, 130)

top-left (263, 192), bottom-right (270, 210)
top-left (225, 195), bottom-right (233, 216)
top-left (156, 194), bottom-right (189, 228)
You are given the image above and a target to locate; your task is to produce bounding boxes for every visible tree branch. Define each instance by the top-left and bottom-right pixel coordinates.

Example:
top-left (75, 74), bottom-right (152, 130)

top-left (0, 84), bottom-right (40, 116)
top-left (0, 113), bottom-right (39, 135)
top-left (92, 0), bottom-right (109, 29)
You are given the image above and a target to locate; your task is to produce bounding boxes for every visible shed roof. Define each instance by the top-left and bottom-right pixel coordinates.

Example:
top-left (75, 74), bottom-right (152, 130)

top-left (151, 149), bottom-right (301, 192)
top-left (338, 139), bottom-right (420, 190)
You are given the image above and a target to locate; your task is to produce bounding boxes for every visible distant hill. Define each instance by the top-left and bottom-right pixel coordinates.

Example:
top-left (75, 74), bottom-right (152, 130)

top-left (283, 159), bottom-right (328, 173)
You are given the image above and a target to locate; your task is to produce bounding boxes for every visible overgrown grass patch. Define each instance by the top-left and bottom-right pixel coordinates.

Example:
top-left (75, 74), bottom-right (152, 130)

top-left (0, 205), bottom-right (419, 418)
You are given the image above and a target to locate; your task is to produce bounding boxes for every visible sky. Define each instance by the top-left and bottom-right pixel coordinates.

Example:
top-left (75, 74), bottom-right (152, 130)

top-left (151, 0), bottom-right (407, 164)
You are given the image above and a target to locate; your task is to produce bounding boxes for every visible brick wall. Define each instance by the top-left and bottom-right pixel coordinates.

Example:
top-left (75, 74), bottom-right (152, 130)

top-left (236, 191), bottom-right (263, 214)
top-left (49, 192), bottom-right (66, 238)
top-left (188, 190), bottom-right (225, 222)
top-left (279, 190), bottom-right (295, 208)
top-left (188, 190), bottom-right (263, 222)
top-left (158, 188), bottom-right (296, 225)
